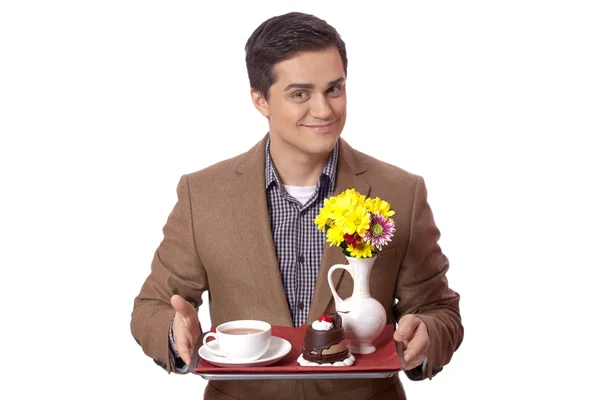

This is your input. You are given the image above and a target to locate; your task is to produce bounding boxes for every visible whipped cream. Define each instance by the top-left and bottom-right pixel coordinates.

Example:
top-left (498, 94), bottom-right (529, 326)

top-left (311, 320), bottom-right (334, 331)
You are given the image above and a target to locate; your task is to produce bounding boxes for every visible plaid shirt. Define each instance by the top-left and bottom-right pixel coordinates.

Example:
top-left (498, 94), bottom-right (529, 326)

top-left (264, 135), bottom-right (338, 327)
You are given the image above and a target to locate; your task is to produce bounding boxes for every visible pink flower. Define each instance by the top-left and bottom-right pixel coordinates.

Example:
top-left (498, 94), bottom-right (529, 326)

top-left (364, 214), bottom-right (395, 250)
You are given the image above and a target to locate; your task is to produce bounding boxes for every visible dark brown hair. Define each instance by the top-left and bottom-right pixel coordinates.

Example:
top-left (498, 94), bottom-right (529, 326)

top-left (245, 12), bottom-right (347, 100)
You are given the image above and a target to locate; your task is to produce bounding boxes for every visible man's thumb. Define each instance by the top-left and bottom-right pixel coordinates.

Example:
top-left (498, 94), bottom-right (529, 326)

top-left (170, 294), bottom-right (196, 318)
top-left (394, 315), bottom-right (419, 342)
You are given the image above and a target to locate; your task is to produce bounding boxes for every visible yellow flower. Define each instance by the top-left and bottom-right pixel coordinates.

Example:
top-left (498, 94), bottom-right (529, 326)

top-left (314, 208), bottom-right (332, 232)
top-left (339, 206), bottom-right (370, 236)
top-left (329, 195), bottom-right (351, 219)
top-left (315, 197), bottom-right (338, 231)
top-left (366, 197), bottom-right (395, 218)
top-left (346, 189), bottom-right (367, 207)
top-left (314, 213), bottom-right (329, 231)
top-left (326, 224), bottom-right (345, 247)
top-left (348, 241), bottom-right (374, 259)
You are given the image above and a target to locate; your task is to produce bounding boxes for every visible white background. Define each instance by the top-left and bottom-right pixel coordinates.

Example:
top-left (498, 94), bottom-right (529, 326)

top-left (1, 1), bottom-right (599, 399)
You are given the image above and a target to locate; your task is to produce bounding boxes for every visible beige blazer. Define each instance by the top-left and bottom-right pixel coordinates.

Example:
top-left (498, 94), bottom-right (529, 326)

top-left (131, 135), bottom-right (463, 400)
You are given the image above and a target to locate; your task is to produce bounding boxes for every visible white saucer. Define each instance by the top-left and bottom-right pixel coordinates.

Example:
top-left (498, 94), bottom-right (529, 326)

top-left (199, 336), bottom-right (292, 368)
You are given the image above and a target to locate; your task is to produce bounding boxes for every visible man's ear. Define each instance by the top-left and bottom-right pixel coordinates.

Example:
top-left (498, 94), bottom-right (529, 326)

top-left (251, 89), bottom-right (270, 119)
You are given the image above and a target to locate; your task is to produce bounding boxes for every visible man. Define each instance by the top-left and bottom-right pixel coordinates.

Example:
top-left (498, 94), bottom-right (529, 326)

top-left (131, 11), bottom-right (463, 400)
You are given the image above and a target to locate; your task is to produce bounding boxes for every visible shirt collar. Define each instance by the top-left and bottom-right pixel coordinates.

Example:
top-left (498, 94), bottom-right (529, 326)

top-left (264, 134), bottom-right (338, 190)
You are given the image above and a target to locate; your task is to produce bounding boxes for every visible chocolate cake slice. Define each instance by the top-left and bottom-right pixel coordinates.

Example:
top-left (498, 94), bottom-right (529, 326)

top-left (302, 312), bottom-right (349, 363)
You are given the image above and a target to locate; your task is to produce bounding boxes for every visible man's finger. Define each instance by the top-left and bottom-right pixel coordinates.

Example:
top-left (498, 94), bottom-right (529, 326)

top-left (404, 351), bottom-right (427, 371)
top-left (403, 324), bottom-right (430, 369)
top-left (393, 315), bottom-right (421, 342)
top-left (177, 341), bottom-right (192, 366)
top-left (170, 294), bottom-right (197, 319)
top-left (403, 337), bottom-right (428, 364)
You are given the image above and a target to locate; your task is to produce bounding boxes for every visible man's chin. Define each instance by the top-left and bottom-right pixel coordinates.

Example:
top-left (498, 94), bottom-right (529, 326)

top-left (272, 129), bottom-right (340, 156)
top-left (299, 136), bottom-right (340, 155)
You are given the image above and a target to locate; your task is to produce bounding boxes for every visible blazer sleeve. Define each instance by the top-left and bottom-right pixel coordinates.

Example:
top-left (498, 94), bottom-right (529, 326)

top-left (130, 174), bottom-right (208, 373)
top-left (392, 175), bottom-right (463, 380)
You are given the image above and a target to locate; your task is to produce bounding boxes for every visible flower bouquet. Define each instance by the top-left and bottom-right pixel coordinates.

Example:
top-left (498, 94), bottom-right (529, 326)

top-left (314, 189), bottom-right (396, 259)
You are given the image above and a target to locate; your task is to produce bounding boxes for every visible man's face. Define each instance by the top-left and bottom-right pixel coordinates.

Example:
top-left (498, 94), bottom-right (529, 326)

top-left (254, 46), bottom-right (347, 157)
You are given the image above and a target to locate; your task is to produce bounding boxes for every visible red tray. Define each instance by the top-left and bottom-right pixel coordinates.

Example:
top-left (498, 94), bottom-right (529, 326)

top-left (192, 324), bottom-right (405, 380)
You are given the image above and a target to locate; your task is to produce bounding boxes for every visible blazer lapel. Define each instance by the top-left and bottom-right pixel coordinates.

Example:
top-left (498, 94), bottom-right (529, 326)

top-left (308, 138), bottom-right (371, 323)
top-left (232, 136), bottom-right (294, 327)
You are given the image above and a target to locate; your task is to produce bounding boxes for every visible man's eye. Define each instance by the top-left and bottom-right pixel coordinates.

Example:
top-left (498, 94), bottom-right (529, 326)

top-left (292, 91), bottom-right (309, 99)
top-left (328, 85), bottom-right (342, 95)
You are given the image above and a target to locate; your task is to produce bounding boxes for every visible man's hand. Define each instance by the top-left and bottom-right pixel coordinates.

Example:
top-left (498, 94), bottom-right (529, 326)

top-left (393, 314), bottom-right (430, 370)
top-left (170, 294), bottom-right (201, 366)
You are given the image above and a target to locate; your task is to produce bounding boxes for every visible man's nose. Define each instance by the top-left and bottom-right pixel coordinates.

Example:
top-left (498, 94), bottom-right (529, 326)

top-left (310, 95), bottom-right (333, 120)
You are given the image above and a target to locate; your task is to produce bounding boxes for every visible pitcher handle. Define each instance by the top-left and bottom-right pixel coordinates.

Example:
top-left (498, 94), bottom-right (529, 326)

top-left (328, 264), bottom-right (352, 308)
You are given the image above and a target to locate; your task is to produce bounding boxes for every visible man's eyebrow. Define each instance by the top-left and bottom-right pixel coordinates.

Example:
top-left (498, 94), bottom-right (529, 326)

top-left (283, 77), bottom-right (345, 92)
top-left (328, 77), bottom-right (345, 86)
top-left (284, 83), bottom-right (313, 91)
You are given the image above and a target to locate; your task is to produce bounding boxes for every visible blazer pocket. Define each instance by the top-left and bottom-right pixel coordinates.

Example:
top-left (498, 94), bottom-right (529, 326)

top-left (373, 247), bottom-right (396, 269)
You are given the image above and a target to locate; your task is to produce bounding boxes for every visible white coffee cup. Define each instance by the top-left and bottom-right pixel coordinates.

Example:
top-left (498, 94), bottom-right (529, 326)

top-left (202, 320), bottom-right (272, 362)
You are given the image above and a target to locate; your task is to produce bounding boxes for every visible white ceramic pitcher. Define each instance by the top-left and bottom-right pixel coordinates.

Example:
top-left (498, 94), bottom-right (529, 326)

top-left (327, 255), bottom-right (386, 354)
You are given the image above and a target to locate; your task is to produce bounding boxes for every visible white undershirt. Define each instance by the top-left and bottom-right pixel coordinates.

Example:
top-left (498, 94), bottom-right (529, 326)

top-left (283, 184), bottom-right (317, 205)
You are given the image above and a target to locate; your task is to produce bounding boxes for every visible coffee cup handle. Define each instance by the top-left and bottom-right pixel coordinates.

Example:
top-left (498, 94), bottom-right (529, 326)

top-left (202, 332), bottom-right (227, 357)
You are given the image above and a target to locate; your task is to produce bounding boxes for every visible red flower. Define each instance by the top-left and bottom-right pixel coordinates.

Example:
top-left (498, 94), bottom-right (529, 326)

top-left (344, 233), bottom-right (362, 248)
